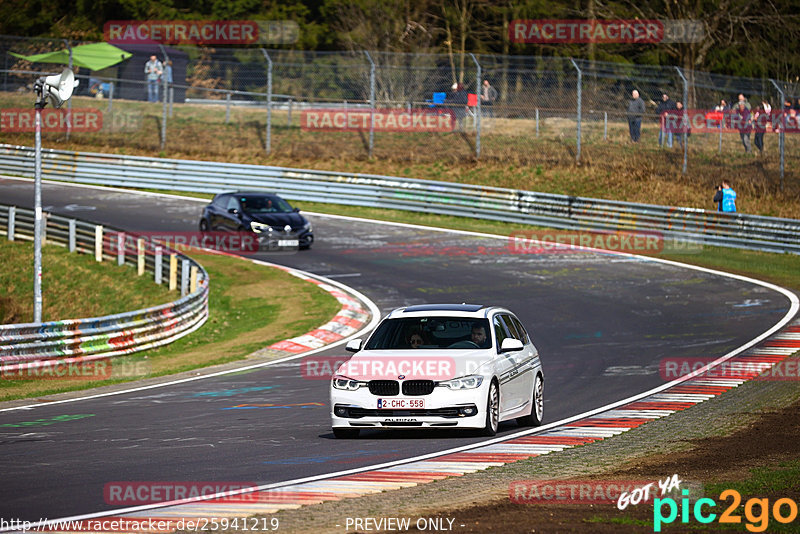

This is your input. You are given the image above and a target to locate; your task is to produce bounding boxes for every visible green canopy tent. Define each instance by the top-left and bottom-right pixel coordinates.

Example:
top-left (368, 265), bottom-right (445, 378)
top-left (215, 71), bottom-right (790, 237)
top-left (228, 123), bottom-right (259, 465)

top-left (10, 42), bottom-right (132, 71)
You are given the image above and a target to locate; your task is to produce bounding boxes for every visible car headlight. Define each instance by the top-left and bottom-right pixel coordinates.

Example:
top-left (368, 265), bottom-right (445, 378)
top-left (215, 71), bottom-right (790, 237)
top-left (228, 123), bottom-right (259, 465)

top-left (332, 375), bottom-right (366, 391)
top-left (250, 221), bottom-right (272, 233)
top-left (302, 221), bottom-right (312, 232)
top-left (437, 375), bottom-right (484, 390)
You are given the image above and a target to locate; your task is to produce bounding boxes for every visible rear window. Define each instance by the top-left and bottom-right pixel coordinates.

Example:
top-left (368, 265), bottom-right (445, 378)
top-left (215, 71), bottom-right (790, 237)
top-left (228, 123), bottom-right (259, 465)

top-left (365, 317), bottom-right (492, 350)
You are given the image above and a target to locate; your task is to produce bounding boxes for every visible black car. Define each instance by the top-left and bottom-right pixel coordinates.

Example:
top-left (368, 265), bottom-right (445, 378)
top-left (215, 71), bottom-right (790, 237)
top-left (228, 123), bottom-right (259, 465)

top-left (199, 191), bottom-right (313, 249)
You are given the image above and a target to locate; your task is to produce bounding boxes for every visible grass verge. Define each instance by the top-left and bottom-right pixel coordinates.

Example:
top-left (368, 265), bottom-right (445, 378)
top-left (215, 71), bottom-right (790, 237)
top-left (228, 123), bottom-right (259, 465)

top-left (0, 246), bottom-right (340, 402)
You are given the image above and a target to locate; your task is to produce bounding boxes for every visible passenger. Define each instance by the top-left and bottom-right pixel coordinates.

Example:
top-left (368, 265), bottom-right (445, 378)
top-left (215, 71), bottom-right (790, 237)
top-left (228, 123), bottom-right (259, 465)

top-left (406, 328), bottom-right (426, 348)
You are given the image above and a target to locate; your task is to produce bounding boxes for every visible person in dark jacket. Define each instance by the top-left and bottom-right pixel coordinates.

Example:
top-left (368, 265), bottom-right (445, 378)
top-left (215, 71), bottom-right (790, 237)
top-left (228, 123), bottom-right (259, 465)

top-left (627, 90), bottom-right (645, 142)
top-left (656, 93), bottom-right (676, 148)
top-left (447, 82), bottom-right (468, 131)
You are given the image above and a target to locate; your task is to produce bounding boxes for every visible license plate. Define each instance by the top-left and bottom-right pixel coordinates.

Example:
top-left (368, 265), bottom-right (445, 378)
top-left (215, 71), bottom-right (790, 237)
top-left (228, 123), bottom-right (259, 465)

top-left (278, 239), bottom-right (299, 247)
top-left (377, 398), bottom-right (425, 409)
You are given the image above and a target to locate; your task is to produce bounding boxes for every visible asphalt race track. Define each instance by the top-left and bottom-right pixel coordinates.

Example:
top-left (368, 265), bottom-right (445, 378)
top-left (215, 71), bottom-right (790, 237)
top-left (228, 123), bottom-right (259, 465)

top-left (0, 177), bottom-right (793, 522)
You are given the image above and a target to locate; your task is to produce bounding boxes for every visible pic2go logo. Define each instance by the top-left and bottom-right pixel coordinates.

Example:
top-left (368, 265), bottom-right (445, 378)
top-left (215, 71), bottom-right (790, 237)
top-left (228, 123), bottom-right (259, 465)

top-left (654, 489), bottom-right (799, 532)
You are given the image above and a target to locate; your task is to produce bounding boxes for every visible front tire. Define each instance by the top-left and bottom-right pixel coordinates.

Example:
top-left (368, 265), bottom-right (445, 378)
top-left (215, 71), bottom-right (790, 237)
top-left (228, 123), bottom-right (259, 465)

top-left (481, 381), bottom-right (500, 436)
top-left (333, 428), bottom-right (359, 439)
top-left (517, 373), bottom-right (544, 427)
top-left (199, 219), bottom-right (209, 232)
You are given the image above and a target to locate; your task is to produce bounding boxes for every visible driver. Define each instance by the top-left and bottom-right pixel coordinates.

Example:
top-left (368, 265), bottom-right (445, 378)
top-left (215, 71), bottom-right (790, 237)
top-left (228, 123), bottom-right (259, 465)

top-left (471, 325), bottom-right (488, 348)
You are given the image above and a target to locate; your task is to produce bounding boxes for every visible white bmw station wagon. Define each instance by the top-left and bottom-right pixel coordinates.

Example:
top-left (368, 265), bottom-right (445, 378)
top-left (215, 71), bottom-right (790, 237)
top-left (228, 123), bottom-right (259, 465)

top-left (330, 304), bottom-right (544, 438)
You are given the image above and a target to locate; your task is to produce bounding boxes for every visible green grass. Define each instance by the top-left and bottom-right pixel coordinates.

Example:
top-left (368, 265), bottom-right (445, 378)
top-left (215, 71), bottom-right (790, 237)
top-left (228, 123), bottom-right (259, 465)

top-left (0, 246), bottom-right (340, 401)
top-left (0, 239), bottom-right (174, 324)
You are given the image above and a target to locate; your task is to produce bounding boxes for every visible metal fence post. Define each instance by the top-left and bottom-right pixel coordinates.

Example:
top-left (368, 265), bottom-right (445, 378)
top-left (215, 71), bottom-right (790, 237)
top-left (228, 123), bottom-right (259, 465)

top-left (365, 51), bottom-right (375, 158)
top-left (260, 48), bottom-right (273, 155)
top-left (65, 39), bottom-right (72, 141)
top-left (769, 79), bottom-right (785, 191)
top-left (288, 97), bottom-right (293, 127)
top-left (117, 232), bottom-right (125, 265)
top-left (108, 82), bottom-right (114, 113)
top-left (225, 92), bottom-right (232, 123)
top-left (161, 76), bottom-right (167, 150)
top-left (471, 53), bottom-right (481, 158)
top-left (181, 259), bottom-right (189, 296)
top-left (95, 225), bottom-right (103, 262)
top-left (675, 67), bottom-right (688, 174)
top-left (604, 111), bottom-right (608, 140)
top-left (7, 206), bottom-right (15, 241)
top-left (536, 108), bottom-right (539, 137)
top-left (154, 245), bottom-right (163, 284)
top-left (68, 219), bottom-right (76, 252)
top-left (570, 58), bottom-right (582, 163)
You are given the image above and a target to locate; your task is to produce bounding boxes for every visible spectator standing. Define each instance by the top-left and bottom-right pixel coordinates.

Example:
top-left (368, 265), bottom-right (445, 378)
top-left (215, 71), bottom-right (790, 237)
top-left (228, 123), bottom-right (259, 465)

top-left (627, 89), bottom-right (645, 142)
top-left (673, 101), bottom-right (690, 149)
top-left (753, 100), bottom-right (771, 155)
top-left (163, 60), bottom-right (173, 103)
top-left (144, 55), bottom-right (163, 103)
top-left (715, 99), bottom-right (731, 112)
top-left (447, 82), bottom-right (468, 132)
top-left (713, 180), bottom-right (737, 212)
top-left (656, 93), bottom-right (676, 148)
top-left (733, 102), bottom-right (752, 153)
top-left (736, 93), bottom-right (751, 110)
top-left (480, 79), bottom-right (498, 117)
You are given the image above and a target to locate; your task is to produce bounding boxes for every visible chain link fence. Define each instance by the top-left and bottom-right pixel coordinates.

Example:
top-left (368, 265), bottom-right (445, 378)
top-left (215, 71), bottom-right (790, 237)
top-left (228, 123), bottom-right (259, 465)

top-left (1, 34), bottom-right (798, 189)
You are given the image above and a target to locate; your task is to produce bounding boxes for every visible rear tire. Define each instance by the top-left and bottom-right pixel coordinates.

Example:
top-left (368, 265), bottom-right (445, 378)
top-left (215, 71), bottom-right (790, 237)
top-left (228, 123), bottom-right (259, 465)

top-left (333, 428), bottom-right (359, 439)
top-left (516, 373), bottom-right (544, 427)
top-left (481, 381), bottom-right (500, 436)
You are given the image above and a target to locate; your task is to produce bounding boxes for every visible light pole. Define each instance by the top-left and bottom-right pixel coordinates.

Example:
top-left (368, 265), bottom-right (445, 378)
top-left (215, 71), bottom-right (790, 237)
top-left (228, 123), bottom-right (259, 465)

top-left (32, 68), bottom-right (77, 323)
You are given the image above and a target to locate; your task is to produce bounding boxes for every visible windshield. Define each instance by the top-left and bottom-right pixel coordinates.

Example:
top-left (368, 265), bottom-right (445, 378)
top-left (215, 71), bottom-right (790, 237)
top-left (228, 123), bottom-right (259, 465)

top-left (365, 317), bottom-right (492, 350)
top-left (239, 195), bottom-right (294, 214)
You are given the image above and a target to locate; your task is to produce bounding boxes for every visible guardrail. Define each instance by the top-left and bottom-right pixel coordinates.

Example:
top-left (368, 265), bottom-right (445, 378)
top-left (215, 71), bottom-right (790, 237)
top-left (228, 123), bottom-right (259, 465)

top-left (0, 144), bottom-right (798, 254)
top-left (0, 202), bottom-right (209, 365)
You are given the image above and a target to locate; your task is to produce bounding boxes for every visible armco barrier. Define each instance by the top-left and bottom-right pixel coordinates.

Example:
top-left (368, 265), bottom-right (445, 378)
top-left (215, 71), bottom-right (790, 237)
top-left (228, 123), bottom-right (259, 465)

top-left (0, 144), bottom-right (798, 254)
top-left (0, 203), bottom-right (209, 364)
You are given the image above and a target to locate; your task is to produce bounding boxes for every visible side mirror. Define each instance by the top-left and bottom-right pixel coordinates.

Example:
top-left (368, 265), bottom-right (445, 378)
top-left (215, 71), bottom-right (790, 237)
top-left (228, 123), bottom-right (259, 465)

top-left (500, 338), bottom-right (524, 353)
top-left (345, 339), bottom-right (362, 353)
top-left (293, 207), bottom-right (300, 213)
top-left (228, 208), bottom-right (239, 215)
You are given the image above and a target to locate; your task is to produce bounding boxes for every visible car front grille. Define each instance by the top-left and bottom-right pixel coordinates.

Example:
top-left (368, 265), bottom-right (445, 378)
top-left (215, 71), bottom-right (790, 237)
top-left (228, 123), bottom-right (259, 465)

top-left (368, 380), bottom-right (399, 396)
top-left (402, 380), bottom-right (436, 396)
top-left (347, 407), bottom-right (461, 418)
